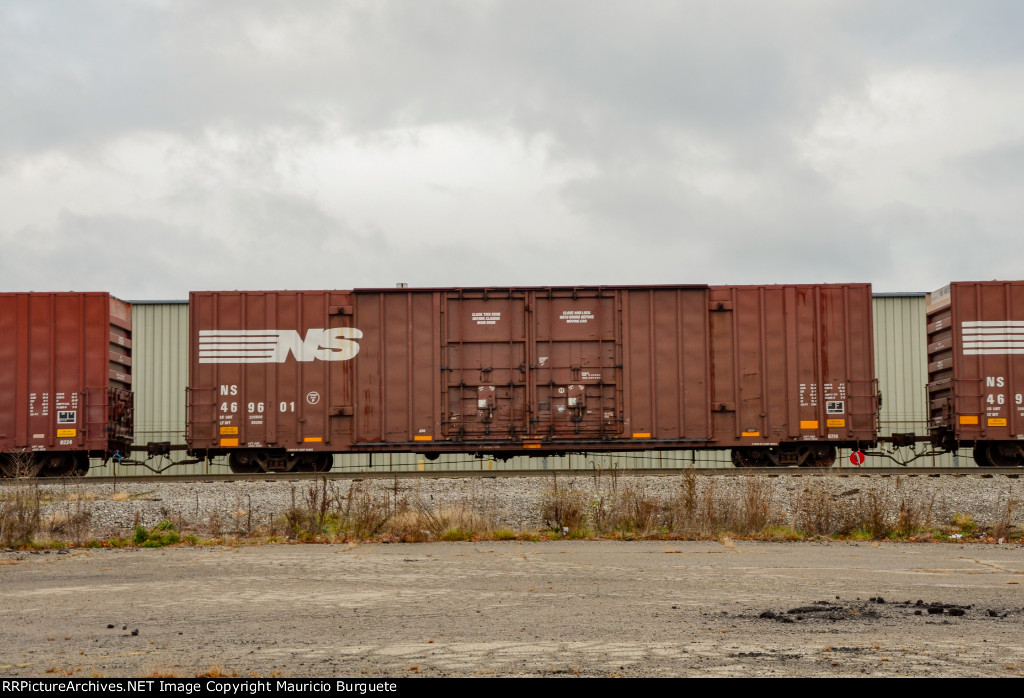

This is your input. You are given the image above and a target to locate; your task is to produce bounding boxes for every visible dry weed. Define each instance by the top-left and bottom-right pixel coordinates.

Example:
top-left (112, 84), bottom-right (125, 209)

top-left (398, 502), bottom-right (490, 541)
top-left (594, 483), bottom-right (659, 536)
top-left (666, 476), bottom-right (725, 536)
top-left (541, 476), bottom-right (587, 532)
top-left (990, 496), bottom-right (1020, 540)
top-left (893, 493), bottom-right (933, 538)
top-left (338, 482), bottom-right (398, 537)
top-left (0, 479), bottom-right (42, 547)
top-left (793, 484), bottom-right (854, 536)
top-left (739, 476), bottom-right (776, 532)
top-left (47, 485), bottom-right (94, 545)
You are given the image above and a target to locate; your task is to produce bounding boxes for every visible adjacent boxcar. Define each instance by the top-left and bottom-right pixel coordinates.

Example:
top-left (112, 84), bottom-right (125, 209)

top-left (0, 292), bottom-right (133, 476)
top-left (928, 281), bottom-right (1024, 466)
top-left (189, 284), bottom-right (877, 472)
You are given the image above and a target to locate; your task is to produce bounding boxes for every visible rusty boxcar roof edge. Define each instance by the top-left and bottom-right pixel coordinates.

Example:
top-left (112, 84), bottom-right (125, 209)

top-left (186, 283), bottom-right (874, 295)
top-left (0, 291), bottom-right (129, 301)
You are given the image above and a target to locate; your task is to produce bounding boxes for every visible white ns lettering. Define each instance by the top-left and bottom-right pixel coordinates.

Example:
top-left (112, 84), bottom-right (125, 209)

top-left (198, 328), bottom-right (363, 364)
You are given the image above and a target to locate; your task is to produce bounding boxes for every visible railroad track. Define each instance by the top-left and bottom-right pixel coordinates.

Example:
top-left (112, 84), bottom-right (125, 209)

top-left (6, 466), bottom-right (1022, 486)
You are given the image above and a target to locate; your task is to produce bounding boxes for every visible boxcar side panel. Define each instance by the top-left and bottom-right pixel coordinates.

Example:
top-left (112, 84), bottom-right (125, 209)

top-left (352, 290), bottom-right (440, 446)
top-left (532, 289), bottom-right (621, 441)
top-left (441, 290), bottom-right (528, 442)
top-left (622, 287), bottom-right (712, 443)
top-left (0, 292), bottom-right (132, 469)
top-left (705, 284), bottom-right (876, 450)
top-left (929, 281), bottom-right (1024, 457)
top-left (188, 291), bottom-right (357, 459)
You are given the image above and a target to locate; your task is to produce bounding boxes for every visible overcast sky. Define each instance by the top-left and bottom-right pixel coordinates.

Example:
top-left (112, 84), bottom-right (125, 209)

top-left (2, 1), bottom-right (1023, 299)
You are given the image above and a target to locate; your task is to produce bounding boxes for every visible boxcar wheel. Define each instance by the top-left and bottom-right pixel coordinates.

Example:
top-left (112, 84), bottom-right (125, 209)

top-left (41, 453), bottom-right (82, 477)
top-left (1, 453), bottom-right (43, 478)
top-left (72, 453), bottom-right (90, 477)
top-left (310, 453), bottom-right (332, 472)
top-left (731, 448), bottom-right (767, 468)
top-left (980, 443), bottom-right (1022, 468)
top-left (973, 445), bottom-right (994, 468)
top-left (807, 446), bottom-right (837, 468)
top-left (228, 453), bottom-right (262, 474)
top-left (271, 453), bottom-right (302, 472)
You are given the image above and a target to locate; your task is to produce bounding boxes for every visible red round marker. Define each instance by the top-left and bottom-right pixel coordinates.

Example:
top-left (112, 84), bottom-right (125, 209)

top-left (849, 450), bottom-right (866, 465)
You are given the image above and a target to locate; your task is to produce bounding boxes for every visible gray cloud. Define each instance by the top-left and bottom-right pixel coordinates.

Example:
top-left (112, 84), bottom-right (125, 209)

top-left (956, 138), bottom-right (1024, 186)
top-left (2, 1), bottom-right (1024, 298)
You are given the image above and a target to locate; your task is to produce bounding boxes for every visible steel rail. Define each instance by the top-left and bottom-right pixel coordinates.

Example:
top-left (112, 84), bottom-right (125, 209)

top-left (7, 466), bottom-right (1021, 486)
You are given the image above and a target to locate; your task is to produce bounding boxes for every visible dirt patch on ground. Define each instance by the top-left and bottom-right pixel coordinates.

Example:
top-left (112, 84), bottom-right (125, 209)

top-left (1, 540), bottom-right (1023, 677)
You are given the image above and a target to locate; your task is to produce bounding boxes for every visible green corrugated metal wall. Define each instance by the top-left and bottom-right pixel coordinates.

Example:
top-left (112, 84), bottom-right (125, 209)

top-left (871, 293), bottom-right (964, 467)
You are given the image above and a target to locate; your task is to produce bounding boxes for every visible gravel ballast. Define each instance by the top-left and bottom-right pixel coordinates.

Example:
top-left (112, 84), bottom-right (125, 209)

top-left (8, 472), bottom-right (1022, 539)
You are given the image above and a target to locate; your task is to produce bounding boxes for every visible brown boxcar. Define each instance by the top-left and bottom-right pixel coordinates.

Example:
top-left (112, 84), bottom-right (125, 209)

top-left (189, 284), bottom-right (877, 472)
top-left (0, 292), bottom-right (133, 476)
top-left (928, 281), bottom-right (1024, 466)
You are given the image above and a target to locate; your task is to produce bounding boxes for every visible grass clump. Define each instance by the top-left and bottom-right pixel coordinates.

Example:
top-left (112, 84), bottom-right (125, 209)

top-left (133, 520), bottom-right (181, 548)
top-left (951, 512), bottom-right (977, 535)
top-left (441, 528), bottom-right (473, 542)
top-left (764, 525), bottom-right (804, 541)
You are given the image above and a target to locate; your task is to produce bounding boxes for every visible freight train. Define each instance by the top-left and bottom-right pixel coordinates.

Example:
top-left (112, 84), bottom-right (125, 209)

top-left (1, 281), bottom-right (1022, 476)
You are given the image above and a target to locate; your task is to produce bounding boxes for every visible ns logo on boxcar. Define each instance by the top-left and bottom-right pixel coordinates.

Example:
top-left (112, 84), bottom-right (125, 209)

top-left (198, 328), bottom-right (362, 363)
